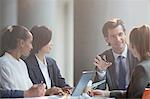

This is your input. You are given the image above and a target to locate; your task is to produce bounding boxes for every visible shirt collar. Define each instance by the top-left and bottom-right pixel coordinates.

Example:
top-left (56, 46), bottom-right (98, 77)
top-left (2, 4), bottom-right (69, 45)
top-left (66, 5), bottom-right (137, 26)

top-left (35, 55), bottom-right (47, 67)
top-left (112, 44), bottom-right (128, 60)
top-left (4, 52), bottom-right (21, 62)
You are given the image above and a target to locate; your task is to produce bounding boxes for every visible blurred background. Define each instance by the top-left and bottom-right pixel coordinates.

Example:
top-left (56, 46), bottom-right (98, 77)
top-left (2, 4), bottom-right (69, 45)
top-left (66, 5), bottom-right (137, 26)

top-left (0, 0), bottom-right (150, 86)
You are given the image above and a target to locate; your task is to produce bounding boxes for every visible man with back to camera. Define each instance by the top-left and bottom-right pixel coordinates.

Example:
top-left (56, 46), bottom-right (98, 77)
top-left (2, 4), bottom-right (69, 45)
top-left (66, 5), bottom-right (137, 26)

top-left (93, 18), bottom-right (138, 91)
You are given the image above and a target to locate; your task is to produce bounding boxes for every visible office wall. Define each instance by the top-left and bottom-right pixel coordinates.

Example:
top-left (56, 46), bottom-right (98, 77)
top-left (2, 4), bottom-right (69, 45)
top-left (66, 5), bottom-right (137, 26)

top-left (0, 0), bottom-right (2, 27)
top-left (0, 0), bottom-right (1, 49)
top-left (0, 0), bottom-right (17, 28)
top-left (0, 0), bottom-right (18, 55)
top-left (74, 0), bottom-right (150, 84)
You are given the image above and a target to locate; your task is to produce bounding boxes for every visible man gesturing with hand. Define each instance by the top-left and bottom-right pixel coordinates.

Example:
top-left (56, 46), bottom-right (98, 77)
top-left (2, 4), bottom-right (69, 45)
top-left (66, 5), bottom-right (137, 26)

top-left (93, 18), bottom-right (138, 91)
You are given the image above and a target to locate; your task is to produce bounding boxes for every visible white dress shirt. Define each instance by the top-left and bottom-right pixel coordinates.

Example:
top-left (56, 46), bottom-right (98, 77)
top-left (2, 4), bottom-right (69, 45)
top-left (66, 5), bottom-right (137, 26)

top-left (97, 45), bottom-right (130, 88)
top-left (35, 55), bottom-right (51, 89)
top-left (0, 52), bottom-right (33, 90)
top-left (112, 45), bottom-right (130, 88)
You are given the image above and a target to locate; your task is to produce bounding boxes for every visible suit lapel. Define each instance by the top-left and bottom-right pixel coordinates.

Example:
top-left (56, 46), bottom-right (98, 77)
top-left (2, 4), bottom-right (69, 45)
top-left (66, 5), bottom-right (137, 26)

top-left (106, 49), bottom-right (118, 89)
top-left (46, 58), bottom-right (55, 87)
top-left (31, 55), bottom-right (46, 83)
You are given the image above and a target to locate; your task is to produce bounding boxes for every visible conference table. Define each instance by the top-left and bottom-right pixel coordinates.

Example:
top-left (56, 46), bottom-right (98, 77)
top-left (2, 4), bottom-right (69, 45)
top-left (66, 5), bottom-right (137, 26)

top-left (10, 94), bottom-right (115, 99)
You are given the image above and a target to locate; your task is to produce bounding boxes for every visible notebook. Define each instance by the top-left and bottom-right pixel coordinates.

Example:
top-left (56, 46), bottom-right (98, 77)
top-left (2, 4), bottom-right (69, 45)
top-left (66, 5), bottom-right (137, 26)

top-left (71, 71), bottom-right (96, 96)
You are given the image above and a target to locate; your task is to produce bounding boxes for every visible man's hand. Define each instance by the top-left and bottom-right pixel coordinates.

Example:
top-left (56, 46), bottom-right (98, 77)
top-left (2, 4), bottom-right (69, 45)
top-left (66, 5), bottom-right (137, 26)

top-left (93, 55), bottom-right (112, 71)
top-left (88, 89), bottom-right (110, 97)
top-left (24, 83), bottom-right (46, 97)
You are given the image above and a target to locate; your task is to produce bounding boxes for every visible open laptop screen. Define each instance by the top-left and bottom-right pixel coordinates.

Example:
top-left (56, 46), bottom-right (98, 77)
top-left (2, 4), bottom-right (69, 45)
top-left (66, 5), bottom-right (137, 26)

top-left (71, 71), bottom-right (96, 96)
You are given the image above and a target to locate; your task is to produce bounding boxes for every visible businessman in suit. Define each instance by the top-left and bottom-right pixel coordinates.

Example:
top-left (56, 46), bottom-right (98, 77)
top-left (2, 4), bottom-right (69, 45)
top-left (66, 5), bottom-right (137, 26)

top-left (94, 18), bottom-right (138, 90)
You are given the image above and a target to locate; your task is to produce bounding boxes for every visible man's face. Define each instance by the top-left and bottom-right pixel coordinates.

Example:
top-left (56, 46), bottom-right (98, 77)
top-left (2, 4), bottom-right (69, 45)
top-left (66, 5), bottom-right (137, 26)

top-left (105, 25), bottom-right (126, 54)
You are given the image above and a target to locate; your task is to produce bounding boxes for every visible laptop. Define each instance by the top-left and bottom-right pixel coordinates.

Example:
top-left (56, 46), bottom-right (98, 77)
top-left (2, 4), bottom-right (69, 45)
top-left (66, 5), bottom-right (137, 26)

top-left (71, 71), bottom-right (96, 96)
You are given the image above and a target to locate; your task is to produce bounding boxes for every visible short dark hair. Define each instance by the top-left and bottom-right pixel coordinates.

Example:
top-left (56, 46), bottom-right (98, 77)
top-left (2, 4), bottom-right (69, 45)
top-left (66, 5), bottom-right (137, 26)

top-left (30, 25), bottom-right (52, 54)
top-left (1, 25), bottom-right (30, 53)
top-left (102, 18), bottom-right (126, 37)
top-left (130, 25), bottom-right (150, 61)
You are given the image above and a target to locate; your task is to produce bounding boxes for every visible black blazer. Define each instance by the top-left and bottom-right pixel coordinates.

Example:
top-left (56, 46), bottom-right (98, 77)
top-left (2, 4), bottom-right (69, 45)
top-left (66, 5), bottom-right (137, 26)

top-left (24, 55), bottom-right (69, 88)
top-left (94, 49), bottom-right (138, 90)
top-left (110, 58), bottom-right (150, 98)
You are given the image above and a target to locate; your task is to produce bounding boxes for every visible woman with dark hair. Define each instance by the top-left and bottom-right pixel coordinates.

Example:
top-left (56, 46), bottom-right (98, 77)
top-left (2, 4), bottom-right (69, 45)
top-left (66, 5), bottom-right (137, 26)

top-left (0, 25), bottom-right (46, 97)
top-left (90, 25), bottom-right (150, 98)
top-left (24, 25), bottom-right (71, 95)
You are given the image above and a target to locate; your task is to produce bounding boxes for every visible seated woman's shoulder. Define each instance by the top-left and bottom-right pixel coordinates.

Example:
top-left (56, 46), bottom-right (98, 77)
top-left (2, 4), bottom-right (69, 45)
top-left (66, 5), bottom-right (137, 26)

top-left (46, 57), bottom-right (55, 61)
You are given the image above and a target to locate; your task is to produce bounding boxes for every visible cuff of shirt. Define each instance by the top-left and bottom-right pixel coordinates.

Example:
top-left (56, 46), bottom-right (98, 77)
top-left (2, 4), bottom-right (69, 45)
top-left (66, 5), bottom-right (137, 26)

top-left (97, 70), bottom-right (106, 80)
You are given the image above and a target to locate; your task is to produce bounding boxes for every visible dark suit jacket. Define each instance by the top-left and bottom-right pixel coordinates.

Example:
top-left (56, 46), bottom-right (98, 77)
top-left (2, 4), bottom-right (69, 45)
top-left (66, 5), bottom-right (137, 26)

top-left (0, 90), bottom-right (24, 98)
top-left (94, 49), bottom-right (138, 90)
top-left (24, 55), bottom-right (69, 88)
top-left (110, 58), bottom-right (150, 98)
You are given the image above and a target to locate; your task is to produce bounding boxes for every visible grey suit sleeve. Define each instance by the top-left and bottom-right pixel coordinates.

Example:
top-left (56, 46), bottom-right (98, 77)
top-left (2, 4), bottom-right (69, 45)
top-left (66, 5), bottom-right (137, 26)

top-left (51, 59), bottom-right (69, 87)
top-left (0, 90), bottom-right (24, 98)
top-left (110, 90), bottom-right (126, 98)
top-left (96, 70), bottom-right (106, 80)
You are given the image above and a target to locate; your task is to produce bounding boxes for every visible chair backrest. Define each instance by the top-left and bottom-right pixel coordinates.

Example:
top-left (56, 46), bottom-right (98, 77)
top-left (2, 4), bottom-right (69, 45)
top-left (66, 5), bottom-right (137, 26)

top-left (142, 88), bottom-right (150, 99)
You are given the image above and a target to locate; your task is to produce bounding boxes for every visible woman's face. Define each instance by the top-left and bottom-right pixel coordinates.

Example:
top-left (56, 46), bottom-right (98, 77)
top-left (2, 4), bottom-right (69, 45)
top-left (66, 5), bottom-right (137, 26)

top-left (21, 32), bottom-right (33, 56)
top-left (40, 41), bottom-right (53, 54)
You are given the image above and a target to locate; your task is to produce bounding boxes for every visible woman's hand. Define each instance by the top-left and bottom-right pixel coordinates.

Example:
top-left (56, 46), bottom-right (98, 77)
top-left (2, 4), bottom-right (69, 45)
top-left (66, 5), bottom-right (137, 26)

top-left (45, 86), bottom-right (64, 96)
top-left (24, 83), bottom-right (46, 97)
top-left (61, 86), bottom-right (73, 95)
top-left (88, 89), bottom-right (110, 97)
